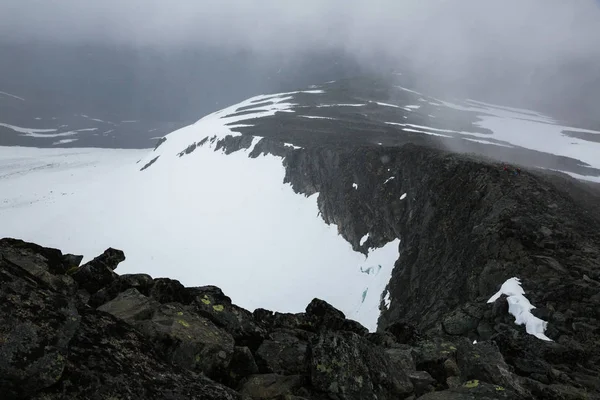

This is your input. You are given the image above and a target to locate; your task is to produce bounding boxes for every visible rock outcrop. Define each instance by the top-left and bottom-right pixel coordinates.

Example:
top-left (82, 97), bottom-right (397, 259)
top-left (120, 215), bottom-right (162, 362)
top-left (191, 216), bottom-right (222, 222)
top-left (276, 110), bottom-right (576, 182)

top-left (214, 135), bottom-right (600, 399)
top-left (2, 237), bottom-right (599, 399)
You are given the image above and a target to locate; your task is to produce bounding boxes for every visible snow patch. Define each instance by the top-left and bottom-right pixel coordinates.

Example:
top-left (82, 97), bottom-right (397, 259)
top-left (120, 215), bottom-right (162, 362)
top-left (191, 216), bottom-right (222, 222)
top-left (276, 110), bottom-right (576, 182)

top-left (462, 138), bottom-right (513, 148)
top-left (52, 139), bottom-right (78, 145)
top-left (0, 123), bottom-right (57, 134)
top-left (384, 176), bottom-right (395, 184)
top-left (360, 233), bottom-right (369, 246)
top-left (247, 136), bottom-right (263, 153)
top-left (537, 168), bottom-right (600, 183)
top-left (317, 104), bottom-right (365, 108)
top-left (349, 239), bottom-right (401, 330)
top-left (383, 290), bottom-right (391, 308)
top-left (487, 277), bottom-right (552, 341)
top-left (402, 128), bottom-right (452, 138)
top-left (374, 101), bottom-right (401, 109)
top-left (396, 86), bottom-right (423, 96)
top-left (400, 193), bottom-right (407, 200)
top-left (300, 115), bottom-right (337, 120)
top-left (141, 90), bottom-right (323, 166)
top-left (352, 183), bottom-right (358, 189)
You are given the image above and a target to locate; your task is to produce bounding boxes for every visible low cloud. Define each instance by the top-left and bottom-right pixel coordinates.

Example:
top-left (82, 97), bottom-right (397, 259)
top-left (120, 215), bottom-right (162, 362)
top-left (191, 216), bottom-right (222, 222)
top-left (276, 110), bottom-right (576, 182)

top-left (2, 1), bottom-right (599, 119)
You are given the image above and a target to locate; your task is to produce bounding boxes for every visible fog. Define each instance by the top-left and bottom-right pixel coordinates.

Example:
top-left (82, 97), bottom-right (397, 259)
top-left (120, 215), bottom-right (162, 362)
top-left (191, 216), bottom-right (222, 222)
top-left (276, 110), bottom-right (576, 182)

top-left (1, 0), bottom-right (599, 124)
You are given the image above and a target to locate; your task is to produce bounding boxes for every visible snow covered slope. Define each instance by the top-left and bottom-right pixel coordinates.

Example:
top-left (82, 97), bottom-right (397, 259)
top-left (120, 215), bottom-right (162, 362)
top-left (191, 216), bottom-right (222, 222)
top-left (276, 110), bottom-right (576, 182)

top-left (1, 78), bottom-right (600, 332)
top-left (0, 89), bottom-right (400, 331)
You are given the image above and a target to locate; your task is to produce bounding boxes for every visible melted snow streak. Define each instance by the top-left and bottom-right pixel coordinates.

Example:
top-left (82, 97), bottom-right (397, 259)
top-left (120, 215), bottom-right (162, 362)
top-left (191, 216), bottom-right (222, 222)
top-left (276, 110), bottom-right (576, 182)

top-left (53, 139), bottom-right (78, 145)
top-left (300, 115), bottom-right (337, 120)
top-left (374, 101), bottom-right (401, 109)
top-left (0, 123), bottom-right (57, 134)
top-left (0, 90), bottom-right (26, 101)
top-left (487, 277), bottom-right (552, 341)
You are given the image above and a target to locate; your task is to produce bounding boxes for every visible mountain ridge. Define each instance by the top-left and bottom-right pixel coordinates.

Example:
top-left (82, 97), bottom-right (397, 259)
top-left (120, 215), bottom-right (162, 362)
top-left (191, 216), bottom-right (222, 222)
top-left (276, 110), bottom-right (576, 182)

top-left (1, 77), bottom-right (599, 398)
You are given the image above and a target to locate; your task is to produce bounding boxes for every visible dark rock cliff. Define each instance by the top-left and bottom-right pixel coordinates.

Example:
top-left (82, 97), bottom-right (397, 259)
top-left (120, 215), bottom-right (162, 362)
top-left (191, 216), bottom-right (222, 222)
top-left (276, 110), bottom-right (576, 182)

top-left (215, 134), bottom-right (600, 399)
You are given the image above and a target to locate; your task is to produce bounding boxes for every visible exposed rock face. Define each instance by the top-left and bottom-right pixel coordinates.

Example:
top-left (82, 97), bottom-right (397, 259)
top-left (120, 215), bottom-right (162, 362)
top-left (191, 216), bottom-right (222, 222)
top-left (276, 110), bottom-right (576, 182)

top-left (215, 136), bottom-right (600, 399)
top-left (2, 238), bottom-right (599, 399)
top-left (71, 247), bottom-right (125, 294)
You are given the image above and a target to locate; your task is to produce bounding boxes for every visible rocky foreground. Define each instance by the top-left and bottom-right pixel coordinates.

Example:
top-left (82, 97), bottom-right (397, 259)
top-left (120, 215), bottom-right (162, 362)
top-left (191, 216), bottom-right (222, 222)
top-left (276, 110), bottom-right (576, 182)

top-left (1, 238), bottom-right (598, 400)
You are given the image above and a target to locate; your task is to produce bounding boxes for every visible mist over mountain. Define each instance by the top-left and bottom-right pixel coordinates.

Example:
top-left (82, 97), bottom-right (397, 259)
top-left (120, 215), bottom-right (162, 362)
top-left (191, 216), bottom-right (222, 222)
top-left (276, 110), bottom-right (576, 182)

top-left (1, 2), bottom-right (600, 399)
top-left (1, 0), bottom-right (599, 133)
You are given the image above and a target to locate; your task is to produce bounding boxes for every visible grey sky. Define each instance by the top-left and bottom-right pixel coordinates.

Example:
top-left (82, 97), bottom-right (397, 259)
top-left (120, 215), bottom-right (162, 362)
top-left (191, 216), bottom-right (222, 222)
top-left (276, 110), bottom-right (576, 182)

top-left (2, 1), bottom-right (599, 57)
top-left (2, 0), bottom-right (599, 122)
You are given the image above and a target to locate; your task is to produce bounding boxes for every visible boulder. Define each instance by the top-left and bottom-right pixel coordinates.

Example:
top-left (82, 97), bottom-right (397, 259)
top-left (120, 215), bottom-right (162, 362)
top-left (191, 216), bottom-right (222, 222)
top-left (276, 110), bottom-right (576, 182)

top-left (136, 303), bottom-right (235, 379)
top-left (97, 287), bottom-right (159, 321)
top-left (413, 339), bottom-right (460, 386)
top-left (71, 248), bottom-right (125, 294)
top-left (385, 346), bottom-right (417, 371)
top-left (309, 330), bottom-right (413, 400)
top-left (62, 254), bottom-right (84, 269)
top-left (0, 238), bottom-right (78, 295)
top-left (305, 298), bottom-right (345, 319)
top-left (0, 238), bottom-right (74, 275)
top-left (407, 371), bottom-right (436, 397)
top-left (253, 309), bottom-right (313, 332)
top-left (96, 288), bottom-right (234, 379)
top-left (88, 273), bottom-right (154, 308)
top-left (190, 286), bottom-right (267, 350)
top-left (227, 346), bottom-right (259, 387)
top-left (384, 321), bottom-right (422, 345)
top-left (149, 277), bottom-right (188, 304)
top-left (84, 247), bottom-right (125, 271)
top-left (456, 341), bottom-right (528, 397)
top-left (367, 332), bottom-right (398, 348)
top-left (442, 307), bottom-right (481, 336)
top-left (417, 380), bottom-right (516, 399)
top-left (240, 374), bottom-right (303, 399)
top-left (305, 298), bottom-right (369, 336)
top-left (255, 329), bottom-right (309, 375)
top-left (37, 310), bottom-right (240, 399)
top-left (0, 253), bottom-right (80, 399)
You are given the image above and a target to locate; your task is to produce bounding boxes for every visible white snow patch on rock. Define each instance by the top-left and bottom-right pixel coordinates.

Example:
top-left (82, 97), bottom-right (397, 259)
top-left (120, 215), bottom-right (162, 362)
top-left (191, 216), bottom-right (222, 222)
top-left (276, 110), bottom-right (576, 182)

top-left (487, 277), bottom-right (552, 341)
top-left (360, 233), bottom-right (370, 246)
top-left (383, 290), bottom-right (391, 309)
